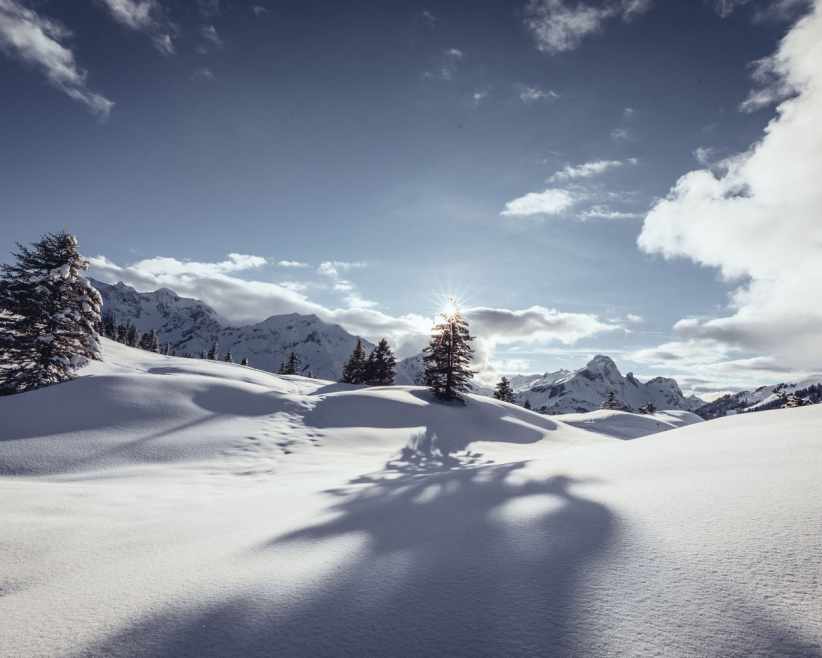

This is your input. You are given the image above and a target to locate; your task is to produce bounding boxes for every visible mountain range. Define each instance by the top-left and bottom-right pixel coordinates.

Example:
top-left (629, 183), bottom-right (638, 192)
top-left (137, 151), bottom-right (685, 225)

top-left (92, 279), bottom-right (711, 412)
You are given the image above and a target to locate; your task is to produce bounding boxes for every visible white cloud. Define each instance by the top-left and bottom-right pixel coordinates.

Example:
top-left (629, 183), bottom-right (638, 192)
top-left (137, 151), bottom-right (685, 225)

top-left (579, 205), bottom-right (641, 220)
top-left (0, 0), bottom-right (113, 116)
top-left (501, 188), bottom-right (576, 217)
top-left (623, 106), bottom-right (635, 118)
top-left (97, 0), bottom-right (175, 54)
top-left (424, 48), bottom-right (463, 80)
top-left (524, 0), bottom-right (653, 54)
top-left (638, 1), bottom-right (822, 372)
top-left (199, 24), bottom-right (222, 48)
top-left (625, 313), bottom-right (644, 323)
top-left (519, 85), bottom-right (560, 103)
top-left (472, 89), bottom-right (490, 105)
top-left (251, 5), bottom-right (268, 16)
top-left (192, 67), bottom-right (214, 81)
top-left (610, 127), bottom-right (630, 141)
top-left (277, 260), bottom-right (309, 268)
top-left (693, 145), bottom-right (716, 165)
top-left (548, 159), bottom-right (627, 181)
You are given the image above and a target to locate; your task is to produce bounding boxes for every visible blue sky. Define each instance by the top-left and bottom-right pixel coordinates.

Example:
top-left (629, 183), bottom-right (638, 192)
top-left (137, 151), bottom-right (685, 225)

top-left (2, 0), bottom-right (820, 395)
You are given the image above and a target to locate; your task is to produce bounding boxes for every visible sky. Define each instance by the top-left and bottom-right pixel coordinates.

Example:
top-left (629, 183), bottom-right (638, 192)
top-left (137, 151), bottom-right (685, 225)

top-left (1, 0), bottom-right (820, 396)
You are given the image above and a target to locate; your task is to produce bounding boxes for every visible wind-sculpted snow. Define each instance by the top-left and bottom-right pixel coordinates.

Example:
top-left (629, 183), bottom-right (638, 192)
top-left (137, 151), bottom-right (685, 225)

top-left (0, 339), bottom-right (820, 656)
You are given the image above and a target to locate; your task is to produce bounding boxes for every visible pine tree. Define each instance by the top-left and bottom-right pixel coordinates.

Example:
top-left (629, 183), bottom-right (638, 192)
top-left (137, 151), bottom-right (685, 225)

top-left (139, 329), bottom-right (156, 352)
top-left (240, 357), bottom-right (249, 366)
top-left (199, 350), bottom-right (206, 360)
top-left (207, 342), bottom-right (218, 360)
top-left (493, 376), bottom-right (515, 403)
top-left (102, 312), bottom-right (116, 339)
top-left (0, 231), bottom-right (102, 394)
top-left (223, 351), bottom-right (233, 363)
top-left (341, 338), bottom-right (368, 384)
top-left (523, 399), bottom-right (532, 410)
top-left (423, 306), bottom-right (475, 401)
top-left (365, 338), bottom-right (396, 385)
top-left (602, 390), bottom-right (623, 410)
top-left (126, 323), bottom-right (139, 348)
top-left (116, 323), bottom-right (129, 344)
top-left (282, 351), bottom-right (300, 375)
top-left (639, 402), bottom-right (657, 414)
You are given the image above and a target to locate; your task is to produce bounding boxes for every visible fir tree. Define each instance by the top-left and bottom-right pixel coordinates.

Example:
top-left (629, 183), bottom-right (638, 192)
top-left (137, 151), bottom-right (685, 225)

top-left (207, 342), bottom-right (218, 360)
top-left (102, 312), bottom-right (116, 339)
top-left (116, 323), bottom-right (128, 344)
top-left (639, 402), bottom-right (657, 415)
top-left (126, 323), bottom-right (139, 348)
top-left (341, 338), bottom-right (368, 384)
top-left (139, 329), bottom-right (156, 352)
top-left (0, 231), bottom-right (102, 394)
top-left (223, 351), bottom-right (233, 363)
top-left (365, 338), bottom-right (396, 385)
top-left (493, 376), bottom-right (515, 403)
top-left (423, 305), bottom-right (475, 401)
top-left (240, 357), bottom-right (249, 366)
top-left (282, 351), bottom-right (300, 375)
top-left (602, 390), bottom-right (623, 410)
top-left (523, 399), bottom-right (532, 410)
top-left (199, 350), bottom-right (206, 360)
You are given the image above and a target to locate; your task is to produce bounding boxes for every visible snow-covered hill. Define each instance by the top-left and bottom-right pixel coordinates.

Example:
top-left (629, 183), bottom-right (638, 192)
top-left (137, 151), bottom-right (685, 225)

top-left (92, 279), bottom-right (372, 379)
top-left (516, 354), bottom-right (704, 414)
top-left (1, 339), bottom-right (820, 656)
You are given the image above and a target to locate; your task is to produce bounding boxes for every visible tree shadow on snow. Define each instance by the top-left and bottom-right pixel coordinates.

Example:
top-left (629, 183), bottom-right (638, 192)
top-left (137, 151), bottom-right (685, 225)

top-left (78, 463), bottom-right (617, 657)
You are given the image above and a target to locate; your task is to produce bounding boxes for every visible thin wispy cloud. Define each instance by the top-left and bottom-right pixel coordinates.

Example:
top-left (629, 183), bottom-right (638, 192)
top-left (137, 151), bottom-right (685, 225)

top-left (548, 159), bottom-right (631, 182)
top-left (277, 260), bottom-right (309, 268)
top-left (251, 5), bottom-right (268, 16)
top-left (97, 0), bottom-right (175, 55)
top-left (579, 205), bottom-right (642, 220)
top-left (0, 0), bottom-right (113, 116)
top-left (501, 188), bottom-right (577, 217)
top-left (199, 24), bottom-right (223, 48)
top-left (524, 0), bottom-right (654, 54)
top-left (519, 85), bottom-right (560, 103)
top-left (424, 47), bottom-right (463, 80)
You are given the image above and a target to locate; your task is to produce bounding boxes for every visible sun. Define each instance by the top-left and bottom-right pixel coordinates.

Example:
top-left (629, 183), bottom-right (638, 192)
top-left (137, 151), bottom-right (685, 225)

top-left (437, 293), bottom-right (463, 319)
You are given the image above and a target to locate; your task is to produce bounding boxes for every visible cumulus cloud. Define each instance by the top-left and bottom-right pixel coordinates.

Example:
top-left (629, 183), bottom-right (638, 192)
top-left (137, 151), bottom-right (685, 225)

top-left (578, 205), bottom-right (641, 220)
top-left (501, 188), bottom-right (576, 217)
top-left (524, 0), bottom-right (653, 54)
top-left (0, 0), bottom-right (113, 116)
top-left (638, 1), bottom-right (822, 372)
top-left (97, 0), bottom-right (175, 54)
top-left (519, 85), bottom-right (560, 103)
top-left (548, 159), bottom-right (629, 182)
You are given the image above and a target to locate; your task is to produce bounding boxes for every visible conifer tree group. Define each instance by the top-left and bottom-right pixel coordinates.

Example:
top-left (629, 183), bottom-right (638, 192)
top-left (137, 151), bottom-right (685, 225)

top-left (340, 337), bottom-right (397, 385)
top-left (279, 351), bottom-right (300, 375)
top-left (0, 231), bottom-right (102, 394)
top-left (423, 305), bottom-right (475, 401)
top-left (601, 390), bottom-right (624, 410)
top-left (493, 376), bottom-right (515, 403)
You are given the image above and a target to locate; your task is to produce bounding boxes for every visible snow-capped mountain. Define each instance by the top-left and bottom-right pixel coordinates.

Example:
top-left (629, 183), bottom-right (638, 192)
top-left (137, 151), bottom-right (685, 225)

top-left (91, 279), bottom-right (372, 379)
top-left (516, 355), bottom-right (704, 414)
top-left (695, 377), bottom-right (822, 419)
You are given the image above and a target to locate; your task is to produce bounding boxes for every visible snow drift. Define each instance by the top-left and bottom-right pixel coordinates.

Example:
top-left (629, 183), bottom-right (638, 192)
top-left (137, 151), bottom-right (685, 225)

top-left (0, 339), bottom-right (820, 657)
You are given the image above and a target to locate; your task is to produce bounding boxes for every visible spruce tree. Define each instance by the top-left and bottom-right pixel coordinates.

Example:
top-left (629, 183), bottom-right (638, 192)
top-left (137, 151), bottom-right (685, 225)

top-left (602, 390), bottom-right (623, 410)
top-left (341, 338), bottom-right (368, 384)
top-left (102, 312), bottom-right (116, 339)
top-left (223, 351), bottom-right (233, 363)
top-left (207, 342), bottom-right (218, 360)
top-left (116, 323), bottom-right (128, 344)
top-left (282, 351), bottom-right (300, 375)
top-left (126, 323), bottom-right (139, 348)
top-left (523, 399), bottom-right (532, 410)
top-left (423, 306), bottom-right (475, 401)
top-left (139, 329), bottom-right (155, 352)
top-left (0, 231), bottom-right (102, 394)
top-left (365, 338), bottom-right (396, 385)
top-left (493, 376), bottom-right (515, 403)
top-left (240, 357), bottom-right (249, 366)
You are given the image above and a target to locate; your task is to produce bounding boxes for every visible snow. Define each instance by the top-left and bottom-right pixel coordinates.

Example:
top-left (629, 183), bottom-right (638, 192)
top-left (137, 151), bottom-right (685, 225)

top-left (0, 338), bottom-right (820, 656)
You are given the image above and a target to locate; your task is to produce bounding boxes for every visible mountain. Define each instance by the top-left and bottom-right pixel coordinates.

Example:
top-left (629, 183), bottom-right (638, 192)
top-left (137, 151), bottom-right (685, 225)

top-left (516, 354), bottom-right (704, 414)
top-left (91, 279), bottom-right (371, 379)
top-left (695, 377), bottom-right (822, 419)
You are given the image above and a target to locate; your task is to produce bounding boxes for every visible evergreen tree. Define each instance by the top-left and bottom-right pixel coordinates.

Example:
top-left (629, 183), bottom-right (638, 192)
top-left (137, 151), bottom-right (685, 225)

top-left (199, 350), bottom-right (206, 360)
top-left (116, 323), bottom-right (128, 344)
top-left (0, 231), bottom-right (102, 394)
top-left (126, 323), bottom-right (139, 348)
top-left (102, 312), bottom-right (116, 339)
top-left (139, 329), bottom-right (156, 352)
top-left (240, 357), bottom-right (249, 367)
top-left (639, 402), bottom-right (657, 415)
top-left (602, 390), bottom-right (623, 410)
top-left (523, 399), bottom-right (532, 410)
top-left (223, 351), bottom-right (233, 363)
top-left (207, 342), bottom-right (218, 360)
top-left (341, 338), bottom-right (368, 384)
top-left (493, 376), bottom-right (515, 403)
top-left (365, 338), bottom-right (396, 385)
top-left (423, 306), bottom-right (475, 401)
top-left (282, 351), bottom-right (300, 375)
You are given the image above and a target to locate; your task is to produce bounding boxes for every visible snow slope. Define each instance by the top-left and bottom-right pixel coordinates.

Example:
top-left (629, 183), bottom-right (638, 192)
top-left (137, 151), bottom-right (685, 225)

top-left (0, 339), bottom-right (820, 657)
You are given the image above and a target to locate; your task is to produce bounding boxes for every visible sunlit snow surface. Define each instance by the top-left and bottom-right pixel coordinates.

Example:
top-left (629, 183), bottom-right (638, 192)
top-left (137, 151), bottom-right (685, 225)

top-left (0, 339), bottom-right (820, 656)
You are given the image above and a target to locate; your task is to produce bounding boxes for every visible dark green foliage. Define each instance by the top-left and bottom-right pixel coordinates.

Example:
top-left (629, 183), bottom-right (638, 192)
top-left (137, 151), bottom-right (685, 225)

top-left (341, 338), bottom-right (368, 384)
top-left (493, 376), bottom-right (515, 403)
top-left (207, 342), bottom-right (218, 360)
top-left (423, 309), bottom-right (475, 401)
top-left (280, 351), bottom-right (300, 375)
top-left (240, 357), bottom-right (249, 366)
top-left (365, 338), bottom-right (396, 385)
top-left (0, 231), bottom-right (102, 394)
